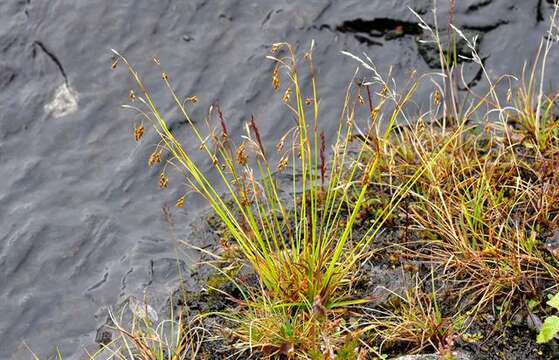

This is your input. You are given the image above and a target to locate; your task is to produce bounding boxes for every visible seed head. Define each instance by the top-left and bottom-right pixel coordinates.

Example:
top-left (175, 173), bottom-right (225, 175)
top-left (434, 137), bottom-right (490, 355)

top-left (111, 56), bottom-right (119, 69)
top-left (276, 137), bottom-right (285, 152)
top-left (282, 87), bottom-right (291, 103)
top-left (162, 72), bottom-right (169, 81)
top-left (272, 66), bottom-right (280, 91)
top-left (277, 155), bottom-right (288, 171)
top-left (240, 191), bottom-right (251, 207)
top-left (148, 150), bottom-right (162, 167)
top-left (380, 85), bottom-right (388, 98)
top-left (134, 124), bottom-right (144, 141)
top-left (305, 98), bottom-right (313, 105)
top-left (358, 93), bottom-right (365, 105)
top-left (217, 105), bottom-right (229, 141)
top-left (433, 88), bottom-right (441, 105)
top-left (159, 173), bottom-right (169, 189)
top-left (371, 106), bottom-right (381, 121)
top-left (175, 195), bottom-right (185, 208)
top-left (271, 43), bottom-right (282, 54)
top-left (129, 90), bottom-right (136, 102)
top-left (186, 95), bottom-right (198, 104)
top-left (236, 143), bottom-right (248, 166)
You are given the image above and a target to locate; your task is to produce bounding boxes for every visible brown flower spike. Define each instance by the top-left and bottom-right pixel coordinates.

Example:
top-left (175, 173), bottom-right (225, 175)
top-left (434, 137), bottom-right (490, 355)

top-left (134, 124), bottom-right (144, 141)
top-left (175, 195), bottom-right (185, 208)
top-left (236, 143), bottom-right (248, 166)
top-left (159, 173), bottom-right (169, 189)
top-left (272, 66), bottom-right (280, 91)
top-left (148, 150), bottom-right (162, 167)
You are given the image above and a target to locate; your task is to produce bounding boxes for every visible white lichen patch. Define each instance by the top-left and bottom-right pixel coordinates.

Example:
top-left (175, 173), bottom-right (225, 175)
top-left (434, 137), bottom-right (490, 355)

top-left (44, 83), bottom-right (78, 118)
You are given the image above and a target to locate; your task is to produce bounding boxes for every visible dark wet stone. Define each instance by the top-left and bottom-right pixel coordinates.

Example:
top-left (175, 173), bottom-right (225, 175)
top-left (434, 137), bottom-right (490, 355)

top-left (95, 326), bottom-right (113, 346)
top-left (526, 312), bottom-right (543, 332)
top-left (336, 18), bottom-right (423, 44)
top-left (364, 264), bottom-right (415, 307)
top-left (544, 229), bottom-right (559, 259)
top-left (336, 18), bottom-right (423, 37)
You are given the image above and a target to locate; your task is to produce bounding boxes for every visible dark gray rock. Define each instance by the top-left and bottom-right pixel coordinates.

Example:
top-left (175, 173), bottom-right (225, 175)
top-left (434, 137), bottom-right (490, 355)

top-left (366, 264), bottom-right (416, 307)
top-left (544, 229), bottom-right (559, 258)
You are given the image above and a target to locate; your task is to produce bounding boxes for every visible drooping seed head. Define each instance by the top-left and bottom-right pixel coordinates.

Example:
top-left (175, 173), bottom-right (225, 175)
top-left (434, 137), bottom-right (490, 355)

top-left (186, 96), bottom-right (198, 104)
top-left (276, 137), bottom-right (286, 152)
top-left (277, 155), bottom-right (289, 171)
top-left (282, 87), bottom-right (291, 103)
top-left (134, 124), bottom-right (144, 141)
top-left (433, 88), bottom-right (442, 105)
top-left (175, 195), bottom-right (185, 208)
top-left (371, 106), bottom-right (381, 121)
top-left (271, 43), bottom-right (282, 54)
top-left (148, 150), bottom-right (162, 167)
top-left (236, 143), bottom-right (248, 166)
top-left (358, 93), bottom-right (365, 105)
top-left (272, 66), bottom-right (280, 91)
top-left (159, 173), bottom-right (169, 189)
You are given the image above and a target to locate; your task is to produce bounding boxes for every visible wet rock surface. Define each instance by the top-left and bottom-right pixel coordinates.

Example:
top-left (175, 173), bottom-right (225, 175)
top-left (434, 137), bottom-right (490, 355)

top-left (1, 0), bottom-right (559, 358)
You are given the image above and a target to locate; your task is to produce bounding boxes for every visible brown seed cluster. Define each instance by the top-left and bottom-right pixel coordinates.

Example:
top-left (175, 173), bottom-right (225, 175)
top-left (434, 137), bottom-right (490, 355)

top-left (276, 138), bottom-right (285, 153)
top-left (282, 88), bottom-right (291, 103)
top-left (148, 150), bottom-right (162, 167)
top-left (159, 173), bottom-right (169, 189)
top-left (277, 156), bottom-right (288, 171)
top-left (175, 195), bottom-right (185, 208)
top-left (272, 66), bottom-right (280, 91)
top-left (239, 191), bottom-right (251, 207)
top-left (358, 93), bottom-right (365, 105)
top-left (433, 88), bottom-right (441, 105)
top-left (271, 43), bottom-right (282, 53)
top-left (134, 124), bottom-right (144, 141)
top-left (371, 106), bottom-right (381, 121)
top-left (236, 143), bottom-right (248, 166)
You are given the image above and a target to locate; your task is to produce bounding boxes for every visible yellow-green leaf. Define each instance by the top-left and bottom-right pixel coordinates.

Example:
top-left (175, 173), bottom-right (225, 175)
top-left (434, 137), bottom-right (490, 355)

top-left (537, 315), bottom-right (559, 344)
top-left (548, 292), bottom-right (559, 311)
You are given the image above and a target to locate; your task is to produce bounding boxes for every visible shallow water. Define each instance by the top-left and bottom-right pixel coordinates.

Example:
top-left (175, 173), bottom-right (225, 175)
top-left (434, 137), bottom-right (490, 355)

top-left (1, 0), bottom-right (558, 358)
